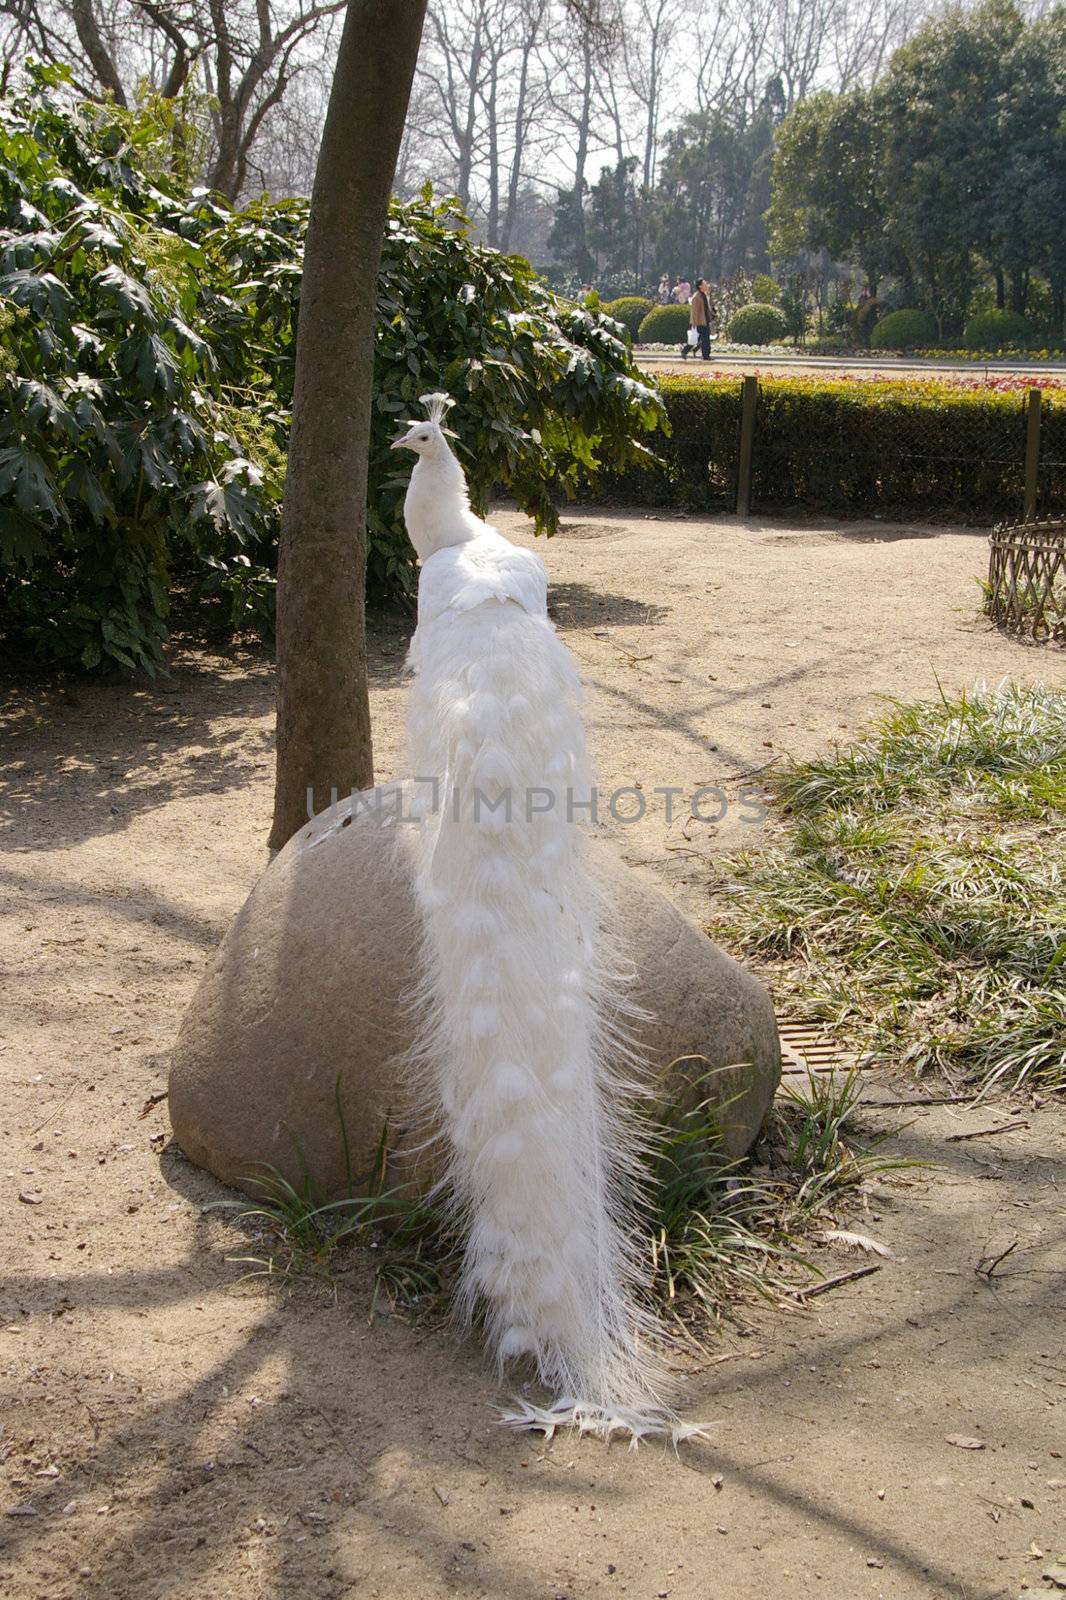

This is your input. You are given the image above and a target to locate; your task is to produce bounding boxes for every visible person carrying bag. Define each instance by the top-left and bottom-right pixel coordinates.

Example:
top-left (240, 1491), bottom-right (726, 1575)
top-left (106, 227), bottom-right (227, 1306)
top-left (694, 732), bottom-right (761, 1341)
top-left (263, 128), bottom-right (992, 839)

top-left (680, 279), bottom-right (715, 360)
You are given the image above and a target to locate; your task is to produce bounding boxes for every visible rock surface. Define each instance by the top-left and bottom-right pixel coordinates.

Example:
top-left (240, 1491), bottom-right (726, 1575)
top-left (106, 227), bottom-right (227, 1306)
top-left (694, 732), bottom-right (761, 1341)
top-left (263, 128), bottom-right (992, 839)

top-left (168, 785), bottom-right (781, 1198)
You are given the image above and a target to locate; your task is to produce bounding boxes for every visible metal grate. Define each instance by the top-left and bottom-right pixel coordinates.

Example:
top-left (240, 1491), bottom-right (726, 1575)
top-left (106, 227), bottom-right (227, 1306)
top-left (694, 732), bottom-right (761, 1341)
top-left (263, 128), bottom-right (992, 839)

top-left (777, 1019), bottom-right (857, 1077)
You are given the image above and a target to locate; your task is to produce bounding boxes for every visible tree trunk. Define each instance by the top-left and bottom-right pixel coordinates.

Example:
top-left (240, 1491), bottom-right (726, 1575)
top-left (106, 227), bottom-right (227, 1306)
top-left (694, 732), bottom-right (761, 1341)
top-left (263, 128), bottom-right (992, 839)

top-left (995, 268), bottom-right (1005, 310)
top-left (69, 0), bottom-right (128, 106)
top-left (570, 38), bottom-right (593, 276)
top-left (268, 0), bottom-right (428, 853)
top-left (486, 57), bottom-right (500, 247)
top-left (500, 7), bottom-right (540, 253)
top-left (454, 9), bottom-right (484, 212)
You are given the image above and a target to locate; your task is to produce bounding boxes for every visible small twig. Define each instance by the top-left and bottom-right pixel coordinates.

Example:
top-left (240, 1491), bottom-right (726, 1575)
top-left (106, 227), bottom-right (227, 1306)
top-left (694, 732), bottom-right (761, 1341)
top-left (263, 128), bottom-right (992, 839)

top-left (861, 1094), bottom-right (977, 1108)
top-left (25, 1083), bottom-right (81, 1140)
top-left (709, 756), bottom-right (781, 783)
top-left (792, 1262), bottom-right (882, 1301)
top-left (975, 1240), bottom-right (1018, 1279)
top-left (945, 1119), bottom-right (1028, 1143)
top-left (138, 1091), bottom-right (168, 1119)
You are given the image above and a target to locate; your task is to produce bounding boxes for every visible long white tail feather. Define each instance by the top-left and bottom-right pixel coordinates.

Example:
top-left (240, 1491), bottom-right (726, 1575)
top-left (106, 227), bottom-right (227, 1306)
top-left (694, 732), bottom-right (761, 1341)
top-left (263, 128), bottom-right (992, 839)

top-left (399, 397), bottom-right (675, 1436)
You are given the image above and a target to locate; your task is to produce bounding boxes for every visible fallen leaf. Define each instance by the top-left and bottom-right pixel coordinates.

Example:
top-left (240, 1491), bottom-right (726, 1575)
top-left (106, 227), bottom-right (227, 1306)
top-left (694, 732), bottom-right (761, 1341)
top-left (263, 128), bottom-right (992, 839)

top-left (821, 1230), bottom-right (895, 1259)
top-left (945, 1435), bottom-right (986, 1450)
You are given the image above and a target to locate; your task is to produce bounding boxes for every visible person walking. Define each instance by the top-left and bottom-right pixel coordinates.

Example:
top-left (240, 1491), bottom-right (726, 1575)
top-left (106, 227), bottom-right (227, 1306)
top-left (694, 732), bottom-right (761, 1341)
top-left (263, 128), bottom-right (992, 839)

top-left (680, 278), bottom-right (715, 360)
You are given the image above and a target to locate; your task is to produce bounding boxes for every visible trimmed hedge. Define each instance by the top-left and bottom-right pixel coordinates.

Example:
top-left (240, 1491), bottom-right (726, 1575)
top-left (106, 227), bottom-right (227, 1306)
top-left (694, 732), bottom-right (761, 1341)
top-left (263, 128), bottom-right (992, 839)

top-left (963, 309), bottom-right (1034, 350)
top-left (870, 309), bottom-right (938, 350)
top-left (727, 303), bottom-right (788, 345)
top-left (600, 374), bottom-right (1066, 521)
top-left (637, 303), bottom-right (690, 343)
top-left (602, 296), bottom-right (653, 339)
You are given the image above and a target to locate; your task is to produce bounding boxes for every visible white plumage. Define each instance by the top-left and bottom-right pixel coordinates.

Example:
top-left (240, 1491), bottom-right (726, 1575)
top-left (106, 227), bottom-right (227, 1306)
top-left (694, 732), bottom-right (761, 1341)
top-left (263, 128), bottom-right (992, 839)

top-left (393, 394), bottom-right (674, 1438)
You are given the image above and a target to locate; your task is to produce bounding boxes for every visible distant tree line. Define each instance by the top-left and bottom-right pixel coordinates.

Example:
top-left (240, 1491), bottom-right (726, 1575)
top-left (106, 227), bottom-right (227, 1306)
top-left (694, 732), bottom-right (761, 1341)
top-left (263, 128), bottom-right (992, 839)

top-left (2, 0), bottom-right (1061, 336)
top-left (0, 0), bottom-right (925, 254)
top-left (768, 1), bottom-right (1066, 338)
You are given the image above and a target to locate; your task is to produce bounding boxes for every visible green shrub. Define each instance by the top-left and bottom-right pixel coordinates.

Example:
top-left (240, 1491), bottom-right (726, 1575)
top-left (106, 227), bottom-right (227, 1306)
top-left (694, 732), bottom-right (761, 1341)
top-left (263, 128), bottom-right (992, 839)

top-left (602, 296), bottom-right (653, 339)
top-left (727, 303), bottom-right (789, 345)
top-left (0, 68), bottom-right (666, 673)
top-left (0, 71), bottom-right (274, 673)
top-left (593, 373), bottom-right (1059, 522)
top-left (963, 309), bottom-right (1034, 350)
top-left (779, 287), bottom-right (808, 342)
top-left (869, 309), bottom-right (938, 349)
top-left (637, 303), bottom-right (690, 343)
top-left (751, 274), bottom-right (780, 304)
top-left (853, 296), bottom-right (882, 345)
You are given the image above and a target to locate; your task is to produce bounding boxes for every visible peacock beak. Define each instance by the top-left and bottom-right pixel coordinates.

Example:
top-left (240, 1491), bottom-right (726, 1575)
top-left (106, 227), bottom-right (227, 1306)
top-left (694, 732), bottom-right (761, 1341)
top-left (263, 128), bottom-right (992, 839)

top-left (391, 423), bottom-right (419, 451)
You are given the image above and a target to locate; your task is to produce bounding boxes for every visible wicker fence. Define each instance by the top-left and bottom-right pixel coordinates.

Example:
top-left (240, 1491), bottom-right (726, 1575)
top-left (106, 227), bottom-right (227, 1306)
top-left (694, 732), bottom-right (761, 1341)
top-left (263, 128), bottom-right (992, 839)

top-left (986, 517), bottom-right (1066, 643)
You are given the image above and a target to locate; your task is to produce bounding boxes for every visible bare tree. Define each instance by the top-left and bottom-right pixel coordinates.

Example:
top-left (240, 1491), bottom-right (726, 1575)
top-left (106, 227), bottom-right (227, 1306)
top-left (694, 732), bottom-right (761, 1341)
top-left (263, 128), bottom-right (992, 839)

top-left (0, 0), bottom-right (347, 199)
top-left (417, 0), bottom-right (491, 209)
top-left (542, 0), bottom-right (623, 264)
top-left (497, 0), bottom-right (550, 249)
top-left (622, 0), bottom-right (680, 191)
top-left (269, 0), bottom-right (429, 850)
top-left (831, 0), bottom-right (922, 90)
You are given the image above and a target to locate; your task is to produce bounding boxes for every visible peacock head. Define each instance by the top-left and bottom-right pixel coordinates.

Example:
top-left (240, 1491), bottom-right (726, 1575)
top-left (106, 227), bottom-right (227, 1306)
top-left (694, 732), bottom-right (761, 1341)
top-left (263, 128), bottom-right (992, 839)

top-left (391, 391), bottom-right (459, 459)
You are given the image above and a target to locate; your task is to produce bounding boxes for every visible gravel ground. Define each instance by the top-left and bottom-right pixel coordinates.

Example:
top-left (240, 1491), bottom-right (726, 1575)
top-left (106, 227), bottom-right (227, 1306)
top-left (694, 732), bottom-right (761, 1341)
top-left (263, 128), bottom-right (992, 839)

top-left (2, 504), bottom-right (1063, 1600)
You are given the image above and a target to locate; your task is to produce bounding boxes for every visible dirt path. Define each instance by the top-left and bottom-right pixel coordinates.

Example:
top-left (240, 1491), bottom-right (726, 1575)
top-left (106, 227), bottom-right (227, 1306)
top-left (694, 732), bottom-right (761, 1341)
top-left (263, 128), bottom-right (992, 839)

top-left (638, 353), bottom-right (1066, 381)
top-left (2, 507), bottom-right (1064, 1600)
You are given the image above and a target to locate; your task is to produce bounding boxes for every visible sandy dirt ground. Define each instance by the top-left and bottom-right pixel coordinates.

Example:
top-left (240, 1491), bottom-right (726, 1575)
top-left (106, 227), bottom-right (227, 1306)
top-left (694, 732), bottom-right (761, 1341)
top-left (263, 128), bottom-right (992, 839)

top-left (2, 506), bottom-right (1065, 1600)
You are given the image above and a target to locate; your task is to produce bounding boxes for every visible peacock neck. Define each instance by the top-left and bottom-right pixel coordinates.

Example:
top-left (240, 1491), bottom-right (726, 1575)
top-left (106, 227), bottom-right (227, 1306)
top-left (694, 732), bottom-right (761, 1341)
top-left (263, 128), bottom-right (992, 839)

top-left (405, 451), bottom-right (478, 561)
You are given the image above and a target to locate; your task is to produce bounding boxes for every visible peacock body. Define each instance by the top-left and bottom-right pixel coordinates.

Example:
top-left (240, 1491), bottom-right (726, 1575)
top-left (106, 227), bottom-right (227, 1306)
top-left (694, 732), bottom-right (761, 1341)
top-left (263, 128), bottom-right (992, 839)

top-left (393, 394), bottom-right (674, 1437)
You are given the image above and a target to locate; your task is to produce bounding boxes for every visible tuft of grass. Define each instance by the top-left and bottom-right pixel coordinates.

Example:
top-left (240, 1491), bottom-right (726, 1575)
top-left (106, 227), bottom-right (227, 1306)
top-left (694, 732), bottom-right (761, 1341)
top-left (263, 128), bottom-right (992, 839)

top-left (206, 1128), bottom-right (456, 1316)
top-left (708, 684), bottom-right (1066, 1094)
top-left (643, 1066), bottom-right (915, 1330)
top-left (210, 1065), bottom-right (911, 1330)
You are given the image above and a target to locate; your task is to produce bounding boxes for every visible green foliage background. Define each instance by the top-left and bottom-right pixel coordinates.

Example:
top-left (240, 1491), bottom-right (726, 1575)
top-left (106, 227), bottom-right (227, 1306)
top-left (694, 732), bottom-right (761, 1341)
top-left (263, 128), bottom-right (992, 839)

top-left (0, 68), bottom-right (665, 675)
top-left (768, 1), bottom-right (1066, 339)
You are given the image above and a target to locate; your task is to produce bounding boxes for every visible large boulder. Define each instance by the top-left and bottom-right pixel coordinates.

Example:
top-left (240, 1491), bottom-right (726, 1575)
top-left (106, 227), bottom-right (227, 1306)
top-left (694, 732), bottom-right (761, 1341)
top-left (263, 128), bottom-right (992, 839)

top-left (168, 785), bottom-right (780, 1198)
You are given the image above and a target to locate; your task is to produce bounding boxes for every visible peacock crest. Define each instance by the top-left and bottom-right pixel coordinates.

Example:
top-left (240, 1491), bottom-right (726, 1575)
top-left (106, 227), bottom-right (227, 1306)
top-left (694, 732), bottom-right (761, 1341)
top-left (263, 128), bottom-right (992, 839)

top-left (419, 391), bottom-right (456, 426)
